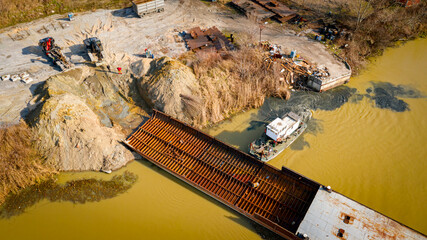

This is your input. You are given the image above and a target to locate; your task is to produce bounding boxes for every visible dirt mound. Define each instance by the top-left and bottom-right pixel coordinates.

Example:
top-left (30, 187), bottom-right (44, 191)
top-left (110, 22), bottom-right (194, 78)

top-left (32, 67), bottom-right (143, 130)
top-left (28, 68), bottom-right (140, 172)
top-left (32, 93), bottom-right (133, 171)
top-left (137, 57), bottom-right (202, 125)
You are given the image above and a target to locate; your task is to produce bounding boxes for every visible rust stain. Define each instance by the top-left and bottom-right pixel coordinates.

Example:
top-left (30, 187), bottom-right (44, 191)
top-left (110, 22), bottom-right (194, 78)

top-left (331, 227), bottom-right (347, 240)
top-left (360, 215), bottom-right (407, 239)
top-left (339, 212), bottom-right (355, 225)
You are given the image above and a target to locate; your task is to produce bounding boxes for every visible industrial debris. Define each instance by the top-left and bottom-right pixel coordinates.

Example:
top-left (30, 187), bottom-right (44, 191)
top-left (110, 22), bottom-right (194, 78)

top-left (131, 0), bottom-right (165, 18)
top-left (231, 0), bottom-right (275, 22)
top-left (261, 41), bottom-right (350, 92)
top-left (184, 26), bottom-right (234, 52)
top-left (232, 0), bottom-right (297, 23)
top-left (256, 0), bottom-right (297, 22)
top-left (38, 37), bottom-right (72, 71)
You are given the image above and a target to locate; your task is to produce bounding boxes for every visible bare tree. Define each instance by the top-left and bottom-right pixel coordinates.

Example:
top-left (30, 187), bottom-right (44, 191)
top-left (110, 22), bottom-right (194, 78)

top-left (356, 0), bottom-right (373, 30)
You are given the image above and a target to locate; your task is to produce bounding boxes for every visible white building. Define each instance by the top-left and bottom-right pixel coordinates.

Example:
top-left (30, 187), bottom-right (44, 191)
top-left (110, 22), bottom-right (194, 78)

top-left (265, 112), bottom-right (301, 141)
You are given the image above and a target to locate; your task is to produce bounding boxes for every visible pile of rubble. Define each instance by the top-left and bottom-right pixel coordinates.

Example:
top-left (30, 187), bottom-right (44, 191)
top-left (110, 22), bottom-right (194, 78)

top-left (261, 41), bottom-right (330, 91)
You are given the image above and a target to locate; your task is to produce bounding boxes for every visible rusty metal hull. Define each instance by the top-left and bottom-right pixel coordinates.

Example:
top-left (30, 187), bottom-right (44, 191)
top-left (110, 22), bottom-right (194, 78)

top-left (125, 110), bottom-right (319, 239)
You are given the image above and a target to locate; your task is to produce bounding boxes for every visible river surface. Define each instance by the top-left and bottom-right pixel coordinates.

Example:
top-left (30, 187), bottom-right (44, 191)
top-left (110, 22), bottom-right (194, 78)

top-left (0, 39), bottom-right (426, 239)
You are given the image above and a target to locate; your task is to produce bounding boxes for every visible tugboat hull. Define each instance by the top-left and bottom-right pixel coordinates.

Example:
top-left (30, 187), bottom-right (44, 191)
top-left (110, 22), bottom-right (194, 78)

top-left (249, 122), bottom-right (308, 162)
top-left (249, 110), bottom-right (311, 162)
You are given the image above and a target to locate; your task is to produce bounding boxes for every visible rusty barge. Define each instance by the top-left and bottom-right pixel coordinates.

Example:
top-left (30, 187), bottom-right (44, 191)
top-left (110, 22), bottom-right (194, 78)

top-left (125, 110), bottom-right (426, 240)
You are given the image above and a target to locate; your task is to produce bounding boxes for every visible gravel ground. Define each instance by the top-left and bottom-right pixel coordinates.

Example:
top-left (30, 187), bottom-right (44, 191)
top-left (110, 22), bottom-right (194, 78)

top-left (0, 0), bottom-right (349, 124)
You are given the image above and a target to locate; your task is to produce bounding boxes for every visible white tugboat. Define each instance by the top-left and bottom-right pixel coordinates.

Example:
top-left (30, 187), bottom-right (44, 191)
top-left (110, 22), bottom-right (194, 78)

top-left (249, 110), bottom-right (311, 162)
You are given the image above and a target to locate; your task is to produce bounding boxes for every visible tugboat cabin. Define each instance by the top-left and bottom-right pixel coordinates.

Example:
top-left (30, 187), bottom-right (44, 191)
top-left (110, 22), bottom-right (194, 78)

top-left (266, 112), bottom-right (301, 142)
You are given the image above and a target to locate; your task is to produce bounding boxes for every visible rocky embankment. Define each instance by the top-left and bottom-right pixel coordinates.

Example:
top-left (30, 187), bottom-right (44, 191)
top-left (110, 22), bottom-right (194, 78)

top-left (27, 67), bottom-right (144, 172)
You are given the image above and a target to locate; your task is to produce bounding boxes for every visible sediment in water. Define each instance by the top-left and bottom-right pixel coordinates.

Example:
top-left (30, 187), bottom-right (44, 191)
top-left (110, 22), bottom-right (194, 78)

top-left (0, 171), bottom-right (137, 219)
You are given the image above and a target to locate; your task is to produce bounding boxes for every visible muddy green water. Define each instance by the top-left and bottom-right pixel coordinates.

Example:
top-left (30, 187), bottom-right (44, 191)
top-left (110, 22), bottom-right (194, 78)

top-left (0, 39), bottom-right (426, 239)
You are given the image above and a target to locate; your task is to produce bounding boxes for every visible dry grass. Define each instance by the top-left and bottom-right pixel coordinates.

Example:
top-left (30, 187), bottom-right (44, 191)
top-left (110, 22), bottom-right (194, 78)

top-left (0, 0), bottom-right (132, 29)
top-left (340, 2), bottom-right (427, 73)
top-left (181, 44), bottom-right (290, 125)
top-left (0, 122), bottom-right (56, 205)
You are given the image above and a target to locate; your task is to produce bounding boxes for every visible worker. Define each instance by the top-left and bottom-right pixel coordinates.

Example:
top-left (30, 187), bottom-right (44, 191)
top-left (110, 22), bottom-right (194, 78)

top-left (46, 38), bottom-right (52, 51)
top-left (107, 65), bottom-right (111, 72)
top-left (117, 67), bottom-right (122, 74)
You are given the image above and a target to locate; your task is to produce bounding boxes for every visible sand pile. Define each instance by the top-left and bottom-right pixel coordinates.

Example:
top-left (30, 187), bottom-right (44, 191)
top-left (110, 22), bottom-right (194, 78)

top-left (28, 68), bottom-right (141, 172)
top-left (31, 93), bottom-right (133, 171)
top-left (136, 57), bottom-right (202, 125)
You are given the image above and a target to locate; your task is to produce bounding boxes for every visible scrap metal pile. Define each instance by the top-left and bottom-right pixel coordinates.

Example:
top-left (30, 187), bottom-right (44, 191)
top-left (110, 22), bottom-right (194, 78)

top-left (232, 0), bottom-right (297, 23)
top-left (184, 26), bottom-right (234, 52)
top-left (260, 41), bottom-right (330, 91)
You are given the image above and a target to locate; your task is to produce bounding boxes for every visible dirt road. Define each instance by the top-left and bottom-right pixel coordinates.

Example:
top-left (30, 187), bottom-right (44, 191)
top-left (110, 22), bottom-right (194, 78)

top-left (0, 0), bottom-right (349, 124)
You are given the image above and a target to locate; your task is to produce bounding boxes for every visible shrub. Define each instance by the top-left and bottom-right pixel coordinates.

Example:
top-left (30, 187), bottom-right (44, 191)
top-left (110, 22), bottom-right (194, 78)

top-left (183, 45), bottom-right (290, 125)
top-left (0, 121), bottom-right (56, 205)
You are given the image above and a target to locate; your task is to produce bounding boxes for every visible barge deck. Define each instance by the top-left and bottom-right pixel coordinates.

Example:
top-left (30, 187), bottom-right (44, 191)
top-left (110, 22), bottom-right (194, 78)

top-left (125, 110), bottom-right (426, 240)
top-left (125, 110), bottom-right (319, 239)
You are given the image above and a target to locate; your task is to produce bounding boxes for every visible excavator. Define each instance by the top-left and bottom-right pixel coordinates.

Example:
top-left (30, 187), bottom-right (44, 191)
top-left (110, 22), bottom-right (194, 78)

top-left (83, 37), bottom-right (105, 66)
top-left (39, 37), bottom-right (72, 71)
